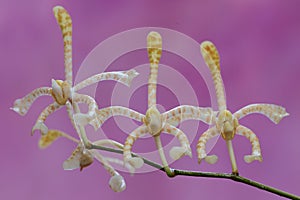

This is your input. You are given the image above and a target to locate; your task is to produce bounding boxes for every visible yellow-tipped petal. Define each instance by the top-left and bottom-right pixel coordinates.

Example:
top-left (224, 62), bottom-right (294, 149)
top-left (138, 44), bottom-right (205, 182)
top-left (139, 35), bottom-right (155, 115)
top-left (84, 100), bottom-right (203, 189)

top-left (200, 41), bottom-right (220, 70)
top-left (169, 146), bottom-right (192, 160)
top-left (38, 130), bottom-right (63, 149)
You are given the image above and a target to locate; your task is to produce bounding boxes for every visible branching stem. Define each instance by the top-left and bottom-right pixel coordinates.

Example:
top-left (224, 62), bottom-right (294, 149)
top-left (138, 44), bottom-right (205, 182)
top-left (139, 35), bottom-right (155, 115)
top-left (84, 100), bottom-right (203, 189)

top-left (91, 144), bottom-right (300, 200)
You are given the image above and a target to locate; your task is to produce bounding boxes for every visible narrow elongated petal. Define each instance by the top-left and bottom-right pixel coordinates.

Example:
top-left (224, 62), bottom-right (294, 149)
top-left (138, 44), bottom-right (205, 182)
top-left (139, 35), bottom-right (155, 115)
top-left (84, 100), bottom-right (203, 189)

top-left (53, 6), bottom-right (73, 85)
top-left (32, 102), bottom-right (62, 135)
top-left (74, 69), bottom-right (139, 91)
top-left (163, 105), bottom-right (213, 127)
top-left (197, 127), bottom-right (219, 164)
top-left (12, 87), bottom-right (52, 116)
top-left (147, 31), bottom-right (162, 108)
top-left (236, 125), bottom-right (263, 163)
top-left (123, 125), bottom-right (147, 169)
top-left (200, 41), bottom-right (226, 111)
top-left (163, 124), bottom-right (192, 160)
top-left (234, 103), bottom-right (289, 124)
top-left (91, 106), bottom-right (144, 130)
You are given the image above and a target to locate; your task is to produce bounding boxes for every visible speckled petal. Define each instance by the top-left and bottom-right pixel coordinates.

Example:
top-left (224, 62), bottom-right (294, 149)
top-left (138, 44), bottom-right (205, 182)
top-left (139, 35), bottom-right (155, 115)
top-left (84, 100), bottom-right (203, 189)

top-left (38, 130), bottom-right (63, 149)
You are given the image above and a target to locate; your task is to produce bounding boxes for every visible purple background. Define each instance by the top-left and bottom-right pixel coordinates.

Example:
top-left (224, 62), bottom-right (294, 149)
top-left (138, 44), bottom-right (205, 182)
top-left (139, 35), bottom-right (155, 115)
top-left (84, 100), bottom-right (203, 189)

top-left (1, 0), bottom-right (300, 199)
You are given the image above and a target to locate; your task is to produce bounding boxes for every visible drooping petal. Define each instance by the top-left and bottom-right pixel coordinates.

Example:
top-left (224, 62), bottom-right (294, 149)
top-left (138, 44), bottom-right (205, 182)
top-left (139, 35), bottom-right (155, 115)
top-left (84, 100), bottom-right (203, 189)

top-left (12, 87), bottom-right (52, 116)
top-left (163, 124), bottom-right (192, 160)
top-left (197, 127), bottom-right (219, 164)
top-left (32, 102), bottom-right (62, 135)
top-left (234, 103), bottom-right (289, 124)
top-left (109, 174), bottom-right (126, 192)
top-left (236, 125), bottom-right (263, 163)
top-left (39, 130), bottom-right (63, 149)
top-left (123, 125), bottom-right (147, 169)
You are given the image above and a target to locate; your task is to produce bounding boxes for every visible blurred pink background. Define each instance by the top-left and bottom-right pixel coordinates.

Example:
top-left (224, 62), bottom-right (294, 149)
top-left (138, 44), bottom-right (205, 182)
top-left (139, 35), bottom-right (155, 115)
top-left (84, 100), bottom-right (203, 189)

top-left (1, 0), bottom-right (300, 199)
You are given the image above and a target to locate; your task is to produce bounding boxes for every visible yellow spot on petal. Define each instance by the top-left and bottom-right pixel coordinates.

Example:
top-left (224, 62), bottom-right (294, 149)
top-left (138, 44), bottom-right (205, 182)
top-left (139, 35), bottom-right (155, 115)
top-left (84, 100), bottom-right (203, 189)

top-left (38, 130), bottom-right (63, 149)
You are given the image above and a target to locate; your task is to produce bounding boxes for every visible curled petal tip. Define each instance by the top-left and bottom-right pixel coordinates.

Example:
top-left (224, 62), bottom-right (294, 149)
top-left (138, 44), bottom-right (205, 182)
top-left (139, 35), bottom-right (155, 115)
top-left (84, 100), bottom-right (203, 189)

top-left (169, 146), bottom-right (192, 160)
top-left (244, 154), bottom-right (263, 163)
top-left (32, 122), bottom-right (48, 135)
top-left (274, 111), bottom-right (289, 124)
top-left (125, 69), bottom-right (139, 87)
top-left (12, 99), bottom-right (27, 116)
top-left (10, 106), bottom-right (21, 114)
top-left (205, 155), bottom-right (218, 164)
top-left (126, 69), bottom-right (139, 77)
top-left (283, 112), bottom-right (290, 117)
top-left (109, 175), bottom-right (126, 192)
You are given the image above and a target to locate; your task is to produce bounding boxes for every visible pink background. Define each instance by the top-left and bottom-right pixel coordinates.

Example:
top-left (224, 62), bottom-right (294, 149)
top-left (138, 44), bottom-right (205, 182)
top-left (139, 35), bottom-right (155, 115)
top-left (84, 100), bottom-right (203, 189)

top-left (1, 0), bottom-right (300, 199)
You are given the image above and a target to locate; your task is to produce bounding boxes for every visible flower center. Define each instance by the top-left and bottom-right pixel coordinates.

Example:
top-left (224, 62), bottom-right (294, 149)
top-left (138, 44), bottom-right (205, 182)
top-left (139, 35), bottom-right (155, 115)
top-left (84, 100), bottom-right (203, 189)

top-left (143, 106), bottom-right (164, 136)
top-left (51, 79), bottom-right (71, 105)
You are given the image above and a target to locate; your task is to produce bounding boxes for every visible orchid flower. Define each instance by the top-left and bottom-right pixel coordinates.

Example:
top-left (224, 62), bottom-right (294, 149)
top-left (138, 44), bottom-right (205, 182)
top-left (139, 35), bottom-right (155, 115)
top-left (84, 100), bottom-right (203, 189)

top-left (39, 129), bottom-right (130, 192)
top-left (11, 6), bottom-right (138, 144)
top-left (197, 41), bottom-right (289, 174)
top-left (89, 32), bottom-right (214, 175)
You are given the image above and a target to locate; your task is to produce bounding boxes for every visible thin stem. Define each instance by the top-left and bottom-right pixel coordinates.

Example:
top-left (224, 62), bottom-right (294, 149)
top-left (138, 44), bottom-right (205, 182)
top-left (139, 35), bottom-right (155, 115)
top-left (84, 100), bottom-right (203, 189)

top-left (60, 132), bottom-right (80, 144)
top-left (154, 135), bottom-right (175, 177)
top-left (90, 144), bottom-right (164, 171)
top-left (90, 144), bottom-right (300, 200)
top-left (173, 169), bottom-right (300, 200)
top-left (72, 103), bottom-right (92, 148)
top-left (226, 140), bottom-right (238, 175)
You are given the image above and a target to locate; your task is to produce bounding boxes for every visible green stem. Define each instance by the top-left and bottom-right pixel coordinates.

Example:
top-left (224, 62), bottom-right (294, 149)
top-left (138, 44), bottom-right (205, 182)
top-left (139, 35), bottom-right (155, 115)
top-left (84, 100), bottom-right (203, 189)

top-left (91, 144), bottom-right (300, 200)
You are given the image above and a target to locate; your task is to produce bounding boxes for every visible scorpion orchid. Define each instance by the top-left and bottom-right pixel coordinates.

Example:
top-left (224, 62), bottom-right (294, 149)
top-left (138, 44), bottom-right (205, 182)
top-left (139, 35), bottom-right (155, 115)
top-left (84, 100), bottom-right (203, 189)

top-left (11, 6), bottom-right (138, 143)
top-left (90, 32), bottom-right (214, 175)
top-left (197, 41), bottom-right (289, 174)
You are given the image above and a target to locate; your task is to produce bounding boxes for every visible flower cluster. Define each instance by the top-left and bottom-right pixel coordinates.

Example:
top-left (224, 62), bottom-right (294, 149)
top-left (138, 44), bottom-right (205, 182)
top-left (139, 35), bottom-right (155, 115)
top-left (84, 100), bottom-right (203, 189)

top-left (12, 5), bottom-right (289, 191)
